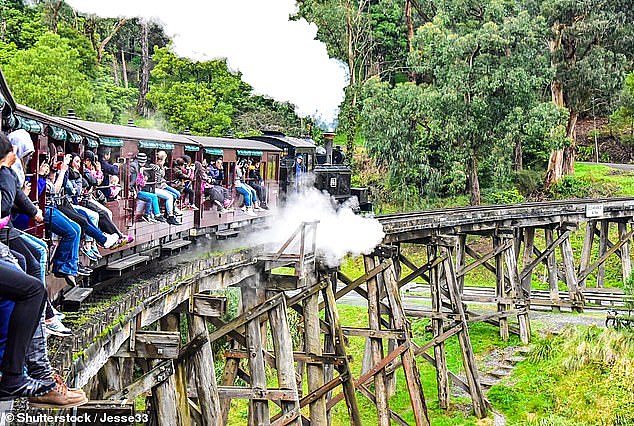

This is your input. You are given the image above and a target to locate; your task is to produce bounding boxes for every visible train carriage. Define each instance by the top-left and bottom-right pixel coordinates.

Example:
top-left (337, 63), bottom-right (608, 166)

top-left (183, 135), bottom-right (282, 231)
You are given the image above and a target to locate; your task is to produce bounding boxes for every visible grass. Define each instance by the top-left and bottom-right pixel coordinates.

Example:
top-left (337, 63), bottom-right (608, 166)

top-left (575, 162), bottom-right (634, 196)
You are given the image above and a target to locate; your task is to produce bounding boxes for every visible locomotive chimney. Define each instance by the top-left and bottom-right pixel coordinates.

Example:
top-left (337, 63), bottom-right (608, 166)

top-left (127, 118), bottom-right (136, 127)
top-left (323, 132), bottom-right (335, 164)
top-left (66, 109), bottom-right (77, 119)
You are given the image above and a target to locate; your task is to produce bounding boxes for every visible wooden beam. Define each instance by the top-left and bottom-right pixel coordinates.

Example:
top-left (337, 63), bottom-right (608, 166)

top-left (579, 228), bottom-right (634, 282)
top-left (218, 387), bottom-right (298, 400)
top-left (520, 230), bottom-right (570, 281)
top-left (115, 331), bottom-right (180, 359)
top-left (106, 360), bottom-right (174, 401)
top-left (458, 240), bottom-right (512, 278)
top-left (341, 327), bottom-right (406, 340)
top-left (190, 294), bottom-right (227, 317)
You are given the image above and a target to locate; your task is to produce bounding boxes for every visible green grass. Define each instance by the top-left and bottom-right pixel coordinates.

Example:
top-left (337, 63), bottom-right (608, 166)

top-left (574, 163), bottom-right (634, 196)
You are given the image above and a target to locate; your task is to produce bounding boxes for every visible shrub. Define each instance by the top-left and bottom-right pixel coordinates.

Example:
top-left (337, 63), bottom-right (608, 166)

top-left (484, 188), bottom-right (525, 204)
top-left (512, 169), bottom-right (544, 196)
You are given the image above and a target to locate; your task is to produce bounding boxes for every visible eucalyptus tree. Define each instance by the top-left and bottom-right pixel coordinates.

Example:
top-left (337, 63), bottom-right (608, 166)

top-left (407, 0), bottom-right (560, 205)
top-left (541, 0), bottom-right (634, 185)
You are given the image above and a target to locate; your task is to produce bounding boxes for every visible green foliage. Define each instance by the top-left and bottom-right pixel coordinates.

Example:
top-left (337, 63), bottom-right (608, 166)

top-left (3, 32), bottom-right (93, 115)
top-left (512, 169), bottom-right (544, 197)
top-left (148, 47), bottom-right (274, 135)
top-left (483, 188), bottom-right (525, 205)
top-left (612, 73), bottom-right (634, 136)
top-left (547, 175), bottom-right (593, 198)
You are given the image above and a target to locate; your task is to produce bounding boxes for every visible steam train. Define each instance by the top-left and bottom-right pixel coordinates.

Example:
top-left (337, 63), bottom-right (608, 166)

top-left (0, 69), bottom-right (366, 308)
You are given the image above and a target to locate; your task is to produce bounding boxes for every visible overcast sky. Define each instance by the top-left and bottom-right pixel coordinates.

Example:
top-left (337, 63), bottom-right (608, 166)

top-left (65, 0), bottom-right (349, 129)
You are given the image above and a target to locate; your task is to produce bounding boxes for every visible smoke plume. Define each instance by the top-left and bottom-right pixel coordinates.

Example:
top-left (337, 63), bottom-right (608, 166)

top-left (66, 0), bottom-right (348, 128)
top-left (258, 188), bottom-right (385, 267)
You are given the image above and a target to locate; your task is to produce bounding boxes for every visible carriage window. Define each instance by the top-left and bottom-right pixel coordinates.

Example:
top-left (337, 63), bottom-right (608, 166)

top-left (267, 154), bottom-right (278, 181)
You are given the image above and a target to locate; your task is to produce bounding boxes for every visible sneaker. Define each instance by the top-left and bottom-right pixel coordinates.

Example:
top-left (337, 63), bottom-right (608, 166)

top-left (104, 233), bottom-right (119, 249)
top-left (81, 246), bottom-right (98, 261)
top-left (191, 205), bottom-right (199, 211)
top-left (77, 265), bottom-right (92, 276)
top-left (174, 207), bottom-right (183, 216)
top-left (154, 215), bottom-right (167, 223)
top-left (126, 235), bottom-right (135, 244)
top-left (245, 208), bottom-right (257, 217)
top-left (90, 247), bottom-right (103, 259)
top-left (51, 306), bottom-right (66, 320)
top-left (45, 317), bottom-right (72, 337)
top-left (166, 216), bottom-right (181, 226)
top-left (261, 203), bottom-right (269, 210)
top-left (141, 214), bottom-right (154, 223)
top-left (0, 375), bottom-right (55, 400)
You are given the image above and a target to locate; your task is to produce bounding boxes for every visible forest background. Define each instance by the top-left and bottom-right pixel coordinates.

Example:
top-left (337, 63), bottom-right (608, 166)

top-left (1, 0), bottom-right (634, 211)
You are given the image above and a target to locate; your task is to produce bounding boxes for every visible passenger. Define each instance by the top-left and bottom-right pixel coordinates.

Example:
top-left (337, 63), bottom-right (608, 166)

top-left (143, 153), bottom-right (180, 225)
top-left (37, 162), bottom-right (81, 288)
top-left (77, 154), bottom-right (132, 247)
top-left (293, 154), bottom-right (306, 192)
top-left (171, 157), bottom-right (197, 211)
top-left (234, 159), bottom-right (259, 216)
top-left (247, 160), bottom-right (268, 209)
top-left (109, 175), bottom-right (122, 200)
top-left (97, 146), bottom-right (119, 200)
top-left (48, 154), bottom-right (119, 264)
top-left (198, 160), bottom-right (232, 211)
top-left (129, 152), bottom-right (166, 224)
top-left (155, 150), bottom-right (183, 217)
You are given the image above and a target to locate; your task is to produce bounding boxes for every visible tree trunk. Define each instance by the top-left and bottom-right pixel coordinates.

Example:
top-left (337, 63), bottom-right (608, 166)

top-left (468, 150), bottom-right (481, 206)
top-left (513, 137), bottom-right (522, 171)
top-left (121, 50), bottom-right (129, 89)
top-left (97, 18), bottom-right (128, 64)
top-left (562, 111), bottom-right (578, 175)
top-left (405, 0), bottom-right (417, 82)
top-left (112, 54), bottom-right (120, 86)
top-left (137, 21), bottom-right (150, 117)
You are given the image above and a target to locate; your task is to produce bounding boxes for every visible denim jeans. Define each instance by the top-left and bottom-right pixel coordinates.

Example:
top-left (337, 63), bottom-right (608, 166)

top-left (155, 188), bottom-right (175, 215)
top-left (137, 191), bottom-right (160, 215)
top-left (45, 207), bottom-right (80, 276)
top-left (18, 232), bottom-right (47, 284)
top-left (73, 205), bottom-right (99, 243)
top-left (163, 185), bottom-right (180, 199)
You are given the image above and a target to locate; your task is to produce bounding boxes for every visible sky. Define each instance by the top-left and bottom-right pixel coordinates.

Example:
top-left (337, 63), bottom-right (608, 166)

top-left (65, 0), bottom-right (349, 129)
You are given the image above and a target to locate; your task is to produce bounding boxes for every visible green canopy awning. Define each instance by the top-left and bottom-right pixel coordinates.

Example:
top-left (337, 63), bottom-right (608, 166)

top-left (205, 148), bottom-right (223, 155)
top-left (48, 125), bottom-right (67, 141)
top-left (67, 132), bottom-right (83, 144)
top-left (139, 140), bottom-right (175, 150)
top-left (100, 137), bottom-right (124, 147)
top-left (16, 116), bottom-right (44, 134)
top-left (87, 138), bottom-right (99, 148)
top-left (237, 149), bottom-right (263, 157)
top-left (185, 145), bottom-right (200, 152)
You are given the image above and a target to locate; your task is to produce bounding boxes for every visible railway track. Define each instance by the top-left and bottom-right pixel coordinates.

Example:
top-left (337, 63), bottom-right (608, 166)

top-left (403, 283), bottom-right (633, 311)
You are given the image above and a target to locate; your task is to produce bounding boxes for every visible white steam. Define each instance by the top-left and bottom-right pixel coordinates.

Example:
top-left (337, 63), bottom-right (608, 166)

top-left (260, 188), bottom-right (384, 267)
top-left (65, 0), bottom-right (348, 128)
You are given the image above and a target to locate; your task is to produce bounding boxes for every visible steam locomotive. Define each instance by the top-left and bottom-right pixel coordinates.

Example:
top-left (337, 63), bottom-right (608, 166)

top-left (0, 68), bottom-right (369, 310)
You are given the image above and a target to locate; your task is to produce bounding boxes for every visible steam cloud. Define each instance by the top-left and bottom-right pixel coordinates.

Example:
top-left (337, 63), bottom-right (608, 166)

top-left (66, 0), bottom-right (349, 128)
top-left (258, 188), bottom-right (385, 267)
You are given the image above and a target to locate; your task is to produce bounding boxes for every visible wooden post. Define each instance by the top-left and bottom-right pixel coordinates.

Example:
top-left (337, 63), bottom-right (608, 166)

top-left (220, 340), bottom-right (241, 424)
top-left (619, 222), bottom-right (632, 284)
top-left (97, 358), bottom-right (122, 398)
top-left (323, 276), bottom-right (362, 426)
top-left (503, 237), bottom-right (530, 344)
top-left (440, 247), bottom-right (487, 419)
top-left (579, 221), bottom-right (596, 288)
top-left (304, 287), bottom-right (328, 425)
top-left (428, 245), bottom-right (449, 409)
top-left (559, 227), bottom-right (583, 308)
top-left (544, 228), bottom-right (561, 310)
top-left (363, 255), bottom-right (391, 426)
top-left (187, 312), bottom-right (221, 425)
top-left (242, 282), bottom-right (270, 425)
top-left (521, 228), bottom-right (535, 296)
top-left (597, 220), bottom-right (609, 288)
top-left (456, 234), bottom-right (467, 292)
top-left (160, 313), bottom-right (191, 426)
top-left (152, 316), bottom-right (181, 426)
top-left (494, 236), bottom-right (509, 341)
top-left (267, 292), bottom-right (300, 424)
top-left (383, 264), bottom-right (430, 426)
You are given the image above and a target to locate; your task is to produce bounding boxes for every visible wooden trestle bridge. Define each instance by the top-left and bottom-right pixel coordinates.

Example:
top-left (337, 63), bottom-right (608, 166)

top-left (45, 198), bottom-right (634, 425)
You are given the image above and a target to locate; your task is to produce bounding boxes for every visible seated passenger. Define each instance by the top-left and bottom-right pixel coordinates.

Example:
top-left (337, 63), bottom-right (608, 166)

top-left (143, 154), bottom-right (181, 225)
top-left (171, 157), bottom-right (197, 210)
top-left (247, 160), bottom-right (268, 209)
top-left (234, 159), bottom-right (260, 216)
top-left (196, 160), bottom-right (233, 212)
top-left (156, 150), bottom-right (182, 217)
top-left (130, 153), bottom-right (166, 224)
